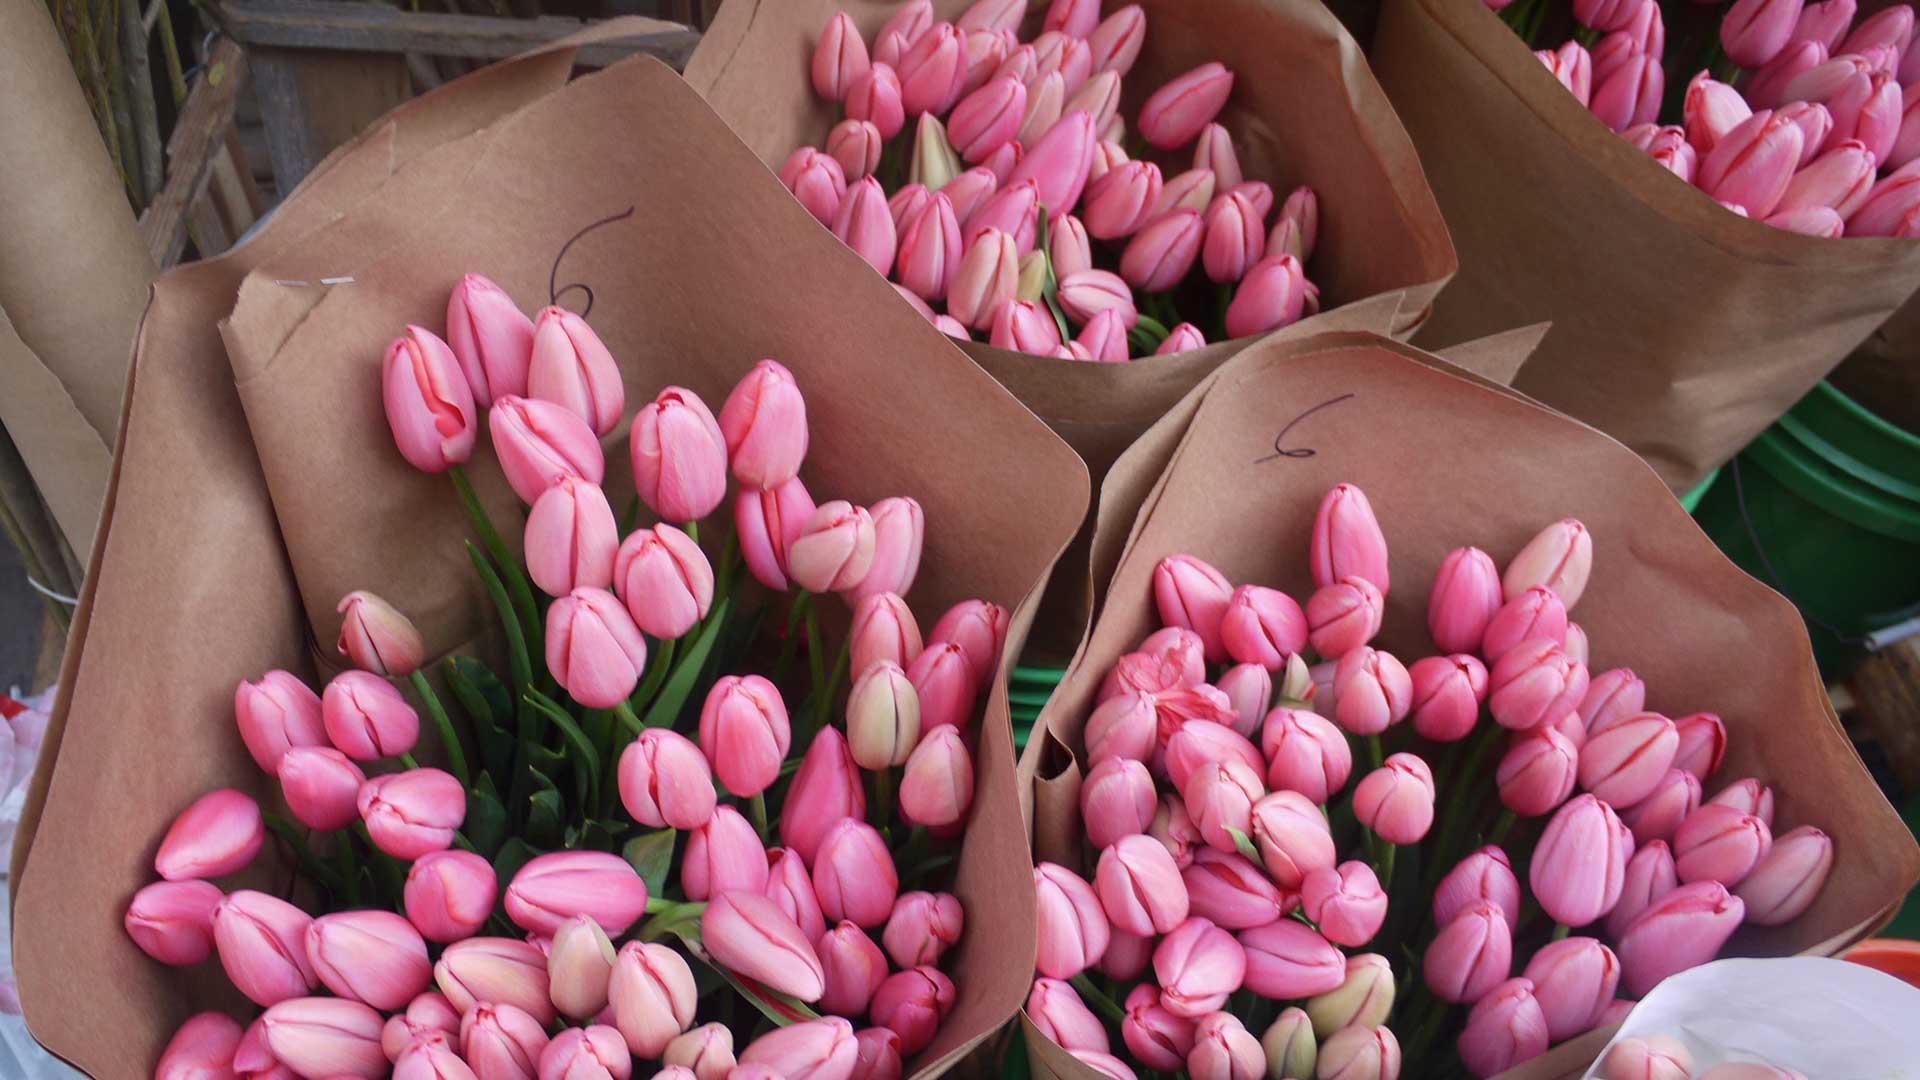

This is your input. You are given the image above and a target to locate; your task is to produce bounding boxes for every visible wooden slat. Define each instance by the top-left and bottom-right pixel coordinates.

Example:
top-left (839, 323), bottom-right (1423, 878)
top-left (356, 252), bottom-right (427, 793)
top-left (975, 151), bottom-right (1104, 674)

top-left (249, 47), bottom-right (410, 196)
top-left (1848, 638), bottom-right (1920, 794)
top-left (216, 0), bottom-right (700, 68)
top-left (135, 38), bottom-right (248, 268)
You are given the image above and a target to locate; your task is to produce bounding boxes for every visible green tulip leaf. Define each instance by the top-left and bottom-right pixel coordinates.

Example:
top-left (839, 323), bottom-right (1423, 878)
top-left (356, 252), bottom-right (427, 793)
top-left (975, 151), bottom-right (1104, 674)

top-left (465, 776), bottom-right (508, 858)
top-left (623, 829), bottom-right (677, 897)
top-left (642, 596), bottom-right (734, 731)
top-left (527, 787), bottom-right (564, 849)
top-left (669, 927), bottom-right (820, 1029)
top-left (524, 690), bottom-right (601, 812)
top-left (448, 657), bottom-right (517, 782)
top-left (491, 838), bottom-right (540, 914)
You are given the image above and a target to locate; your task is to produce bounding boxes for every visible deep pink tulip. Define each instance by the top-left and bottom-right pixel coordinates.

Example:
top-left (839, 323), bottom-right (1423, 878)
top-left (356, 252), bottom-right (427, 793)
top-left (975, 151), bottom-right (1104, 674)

top-left (546, 588), bottom-right (647, 709)
top-left (961, 27), bottom-right (1016, 97)
top-left (1237, 918), bottom-right (1342, 1001)
top-left (607, 940), bottom-right (696, 1058)
top-left (846, 64), bottom-right (907, 141)
top-left (681, 806), bottom-right (768, 901)
top-left (434, 938), bottom-right (554, 1024)
top-left (1078, 756), bottom-right (1156, 855)
top-left (834, 176), bottom-right (899, 277)
top-left (1606, 840), bottom-right (1679, 940)
top-left (781, 727), bottom-right (866, 863)
top-left (876, 0), bottom-right (933, 51)
top-left (359, 768), bottom-right (465, 860)
top-left (631, 386), bottom-right (728, 523)
top-left (1353, 753), bottom-right (1435, 845)
top-left (320, 671), bottom-right (419, 764)
top-left (1574, 0), bottom-right (1645, 31)
top-left (1084, 160), bottom-right (1164, 240)
top-left (1672, 711), bottom-right (1728, 780)
top-left (1590, 53), bottom-right (1664, 132)
top-left (1102, 628), bottom-right (1205, 699)
top-left (614, 525), bottom-right (712, 642)
top-left (1846, 167), bottom-right (1920, 235)
top-left (1036, 860), bottom-right (1112, 980)
top-left (702, 891), bottom-right (826, 1002)
top-left (1497, 727), bottom-right (1580, 818)
top-left (1153, 554), bottom-right (1234, 663)
top-left (156, 788), bottom-right (264, 882)
top-left (1153, 917), bottom-right (1247, 1018)
top-left (1139, 63), bottom-right (1235, 150)
top-left (1735, 824), bottom-right (1833, 924)
top-left (1156, 322), bottom-right (1207, 355)
top-left (306, 910), bottom-right (431, 1010)
top-left (1750, 41), bottom-right (1832, 110)
top-left (523, 477), bottom-right (619, 598)
top-left (1164, 721), bottom-right (1263, 792)
top-left (1537, 41), bottom-right (1594, 106)
top-left (1009, 109), bottom-right (1097, 215)
top-left (1333, 647), bottom-right (1412, 737)
top-left (1216, 587), bottom-right (1306, 675)
top-left (736, 477), bottom-right (815, 593)
top-left (1580, 668), bottom-right (1647, 733)
top-left (828, 119), bottom-right (884, 182)
top-left (528, 306), bottom-right (623, 437)
top-left (1523, 936), bottom-right (1620, 1042)
top-left (1686, 73), bottom-right (1754, 153)
top-left (904, 641), bottom-right (978, 733)
top-left (872, 968), bottom-right (957, 1057)
top-left (697, 674), bottom-right (791, 799)
top-left (812, 817), bottom-right (900, 928)
top-left (1456, 977), bottom-right (1549, 1078)
top-left (1120, 984), bottom-right (1196, 1071)
top-left (1591, 31), bottom-right (1639, 97)
top-left (883, 890), bottom-right (964, 970)
top-left (538, 1027), bottom-right (632, 1080)
top-left (1700, 110), bottom-right (1805, 217)
top-left (125, 879), bottom-right (223, 966)
top-left (1771, 100), bottom-right (1836, 169)
top-left (1121, 209), bottom-right (1206, 294)
top-left (235, 670), bottom-right (326, 777)
top-left (1181, 757), bottom-right (1265, 855)
top-left (1577, 711), bottom-right (1678, 806)
top-left (849, 1027), bottom-right (903, 1080)
top-left (1260, 707), bottom-right (1352, 803)
top-left (812, 12), bottom-right (870, 103)
top-left (384, 325), bottom-right (477, 475)
top-left (1482, 587), bottom-right (1569, 663)
top-left (1408, 655), bottom-right (1487, 743)
top-left (445, 273), bottom-right (532, 407)
top-left (900, 725), bottom-right (975, 828)
top-left (1180, 847), bottom-right (1290, 930)
top-left (1531, 794), bottom-right (1632, 927)
top-left (898, 23), bottom-right (966, 118)
top-left (506, 852), bottom-right (648, 938)
top-left (336, 590), bottom-right (426, 678)
top-left (1623, 768), bottom-right (1702, 846)
top-left (1792, 0), bottom-right (1854, 51)
top-left (818, 920), bottom-right (890, 1017)
top-left (1722, 0), bottom-right (1807, 69)
top-left (489, 395), bottom-right (605, 506)
top-left (1617, 881), bottom-right (1745, 996)
top-left (1031, 30), bottom-right (1094, 95)
top-left (851, 592), bottom-right (924, 677)
top-left (898, 194), bottom-right (965, 305)
top-left (1435, 846), bottom-right (1523, 927)
top-left (1673, 803), bottom-right (1772, 886)
top-left (1488, 638), bottom-right (1589, 732)
top-left (927, 599), bottom-right (1008, 683)
top-left (1029, 977), bottom-right (1108, 1054)
top-left (764, 848), bottom-right (827, 945)
top-left (1424, 902), bottom-right (1512, 1005)
top-left (405, 850), bottom-right (497, 944)
top-left (234, 1014), bottom-right (298, 1080)
top-left (1302, 861), bottom-right (1387, 947)
top-left (1428, 546), bottom-right (1503, 654)
top-left (1711, 777), bottom-right (1778, 828)
top-left (1096, 834), bottom-right (1191, 936)
top-left (1225, 253), bottom-right (1316, 339)
top-left (260, 998), bottom-right (386, 1079)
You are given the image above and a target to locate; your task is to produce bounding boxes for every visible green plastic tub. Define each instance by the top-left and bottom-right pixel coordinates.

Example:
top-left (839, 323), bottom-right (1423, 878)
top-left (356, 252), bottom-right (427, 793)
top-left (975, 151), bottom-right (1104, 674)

top-left (1693, 381), bottom-right (1920, 675)
top-left (1008, 663), bottom-right (1068, 753)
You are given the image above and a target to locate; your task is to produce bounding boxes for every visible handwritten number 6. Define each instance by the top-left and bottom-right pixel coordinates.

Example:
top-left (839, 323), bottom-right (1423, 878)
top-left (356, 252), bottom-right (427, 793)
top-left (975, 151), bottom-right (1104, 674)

top-left (1255, 393), bottom-right (1356, 464)
top-left (548, 206), bottom-right (636, 319)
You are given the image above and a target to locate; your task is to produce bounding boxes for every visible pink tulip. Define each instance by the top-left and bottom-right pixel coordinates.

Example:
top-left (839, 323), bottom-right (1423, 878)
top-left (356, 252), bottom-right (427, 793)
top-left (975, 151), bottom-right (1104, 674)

top-left (1591, 53), bottom-right (1664, 132)
top-left (812, 817), bottom-right (900, 928)
top-left (1032, 31), bottom-right (1094, 95)
top-left (1185, 125), bottom-right (1242, 192)
top-left (1735, 824), bottom-right (1832, 924)
top-left (1503, 519), bottom-right (1591, 608)
top-left (828, 119), bottom-right (884, 183)
top-left (1496, 727), bottom-right (1579, 818)
top-left (1700, 109), bottom-right (1805, 217)
top-left (1435, 846), bottom-right (1523, 927)
top-left (445, 274), bottom-right (532, 408)
top-left (851, 592), bottom-right (924, 678)
top-left (1591, 31), bottom-right (1639, 96)
top-left (156, 788), bottom-right (264, 882)
top-left (1456, 978), bottom-right (1549, 1078)
top-left (1164, 720), bottom-right (1263, 791)
top-left (544, 588), bottom-right (647, 709)
top-left (1766, 101), bottom-right (1832, 172)
top-left (1065, 70), bottom-right (1123, 135)
top-left (902, 641), bottom-right (976, 733)
top-left (1408, 655), bottom-right (1487, 743)
top-left (1305, 575), bottom-right (1385, 662)
top-left (876, 0), bottom-right (933, 49)
top-left (812, 12), bottom-right (870, 103)
top-left (1258, 188), bottom-right (1316, 266)
top-left (1671, 711), bottom-right (1728, 779)
top-left (1353, 753), bottom-right (1435, 845)
top-left (194, 1003), bottom-right (270, 1080)
top-left (1531, 794), bottom-right (1632, 927)
top-left (524, 476), bottom-right (619, 598)
top-left (505, 852), bottom-right (649, 939)
top-left (849, 1028), bottom-right (903, 1080)
top-left (1018, 72), bottom-right (1067, 151)
top-left (1301, 861), bottom-right (1387, 947)
top-left (405, 850), bottom-right (497, 944)
top-left (1427, 547), bottom-right (1503, 654)
top-left (1084, 691), bottom-right (1157, 767)
top-left (883, 890), bottom-right (964, 970)
top-left (763, 847), bottom-right (827, 946)
top-left (781, 728), bottom-right (866, 863)
top-left (899, 22), bottom-right (967, 119)
top-left (962, 27), bottom-right (1016, 96)
top-left (790, 500), bottom-right (879, 596)
top-left (1751, 39), bottom-right (1831, 110)
top-left (1488, 638), bottom-right (1589, 732)
top-left (359, 768), bottom-right (465, 860)
top-left (1035, 861), bottom-right (1111, 979)
top-left (1237, 918), bottom-right (1342, 1001)
top-left (1333, 647), bottom-right (1413, 737)
top-left (1424, 902), bottom-right (1512, 1005)
top-left (1148, 322), bottom-right (1203, 355)
top-left (546, 916), bottom-right (616, 1021)
top-left (1304, 953), bottom-right (1395, 1039)
top-left (900, 725), bottom-right (976, 828)
top-left (1576, 711), bottom-right (1678, 806)
top-left (990, 298), bottom-right (1063, 354)
top-left (235, 671), bottom-right (326, 777)
top-left (1229, 253), bottom-right (1320, 339)
top-left (1523, 936), bottom-right (1619, 1042)
top-left (1767, 204), bottom-right (1845, 235)
top-left (845, 661), bottom-right (920, 772)
top-left (1153, 554), bottom-right (1234, 662)
top-left (1673, 803), bottom-right (1772, 886)
top-left (833, 176), bottom-right (899, 277)
top-left (1138, 62), bottom-right (1235, 150)
top-left (1847, 167), bottom-right (1920, 235)
top-left (320, 672), bottom-right (419, 766)
top-left (1889, 83), bottom-right (1920, 170)
top-left (1558, 619), bottom-right (1588, 669)
top-left (743, 1020), bottom-right (867, 1080)
top-left (948, 228), bottom-right (1021, 331)
top-left (818, 921), bottom-right (890, 1017)
top-left (1029, 977), bottom-right (1108, 1053)
top-left (898, 194), bottom-right (966, 306)
top-left (1180, 847), bottom-right (1291, 930)
top-left (334, 593), bottom-right (425, 681)
top-left (1574, 0), bottom-right (1645, 31)
top-left (702, 891), bottom-right (826, 1002)
top-left (607, 940), bottom-right (696, 1058)
top-left (949, 76), bottom-right (1027, 164)
top-left (736, 477), bottom-right (815, 594)
top-left (261, 999), bottom-right (386, 1079)
top-left (1201, 189), bottom-right (1267, 284)
top-left (967, 176), bottom-right (1040, 250)
top-left (1639, 124), bottom-right (1700, 182)
top-left (660, 1025), bottom-right (734, 1080)
top-left (923, 601), bottom-right (1006, 685)
top-left (1085, 160), bottom-right (1165, 240)
top-left (872, 968), bottom-right (956, 1056)
top-left (614, 527), bottom-right (713, 643)
top-left (384, 325), bottom-right (477, 475)
top-left (1617, 881), bottom-right (1745, 996)
top-left (1184, 1013), bottom-right (1262, 1080)
top-left (1117, 983), bottom-right (1196, 1070)
top-left (846, 64), bottom-right (907, 141)
top-left (1260, 707), bottom-right (1352, 806)
top-left (1181, 757), bottom-right (1266, 855)
top-left (1581, 668), bottom-right (1647, 733)
top-left (1010, 110), bottom-right (1097, 215)
top-left (489, 395), bottom-right (605, 506)
top-left (1598, 1036), bottom-right (1694, 1080)
top-left (1212, 663), bottom-right (1271, 737)
top-left (1050, 213), bottom-right (1094, 278)
top-left (1103, 628), bottom-right (1205, 699)
top-left (1708, 778), bottom-right (1776, 824)
top-left (1056, 269), bottom-right (1138, 329)
top-left (464, 1001), bottom-right (551, 1080)
top-left (1151, 917), bottom-right (1246, 1019)
top-left (681, 806), bottom-right (768, 901)
top-left (1096, 834), bottom-right (1192, 936)
top-left (1606, 840), bottom-right (1679, 940)
top-left (528, 307), bottom-right (622, 437)
top-left (1119, 208), bottom-right (1205, 294)
top-left (233, 1015), bottom-right (297, 1080)
top-left (1482, 587), bottom-right (1569, 663)
top-left (1623, 768), bottom-right (1702, 846)
top-left (305, 910), bottom-right (431, 1011)
top-left (1722, 0), bottom-right (1806, 68)
top-left (125, 879), bottom-right (223, 966)
top-left (1834, 72), bottom-right (1901, 164)
top-left (434, 938), bottom-right (553, 1024)
top-left (1536, 41), bottom-right (1594, 105)
top-left (1147, 793), bottom-right (1203, 870)
top-left (1792, 0), bottom-right (1854, 51)
top-left (1149, 168), bottom-right (1217, 222)
top-left (1686, 73), bottom-right (1754, 153)
top-left (632, 387), bottom-right (729, 523)
top-left (539, 1028), bottom-right (632, 1080)
top-left (780, 146), bottom-right (849, 227)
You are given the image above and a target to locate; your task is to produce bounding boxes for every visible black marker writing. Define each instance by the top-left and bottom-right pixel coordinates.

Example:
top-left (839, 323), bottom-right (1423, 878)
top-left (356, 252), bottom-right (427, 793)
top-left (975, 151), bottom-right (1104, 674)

top-left (548, 206), bottom-right (636, 318)
top-left (1255, 393), bottom-right (1356, 464)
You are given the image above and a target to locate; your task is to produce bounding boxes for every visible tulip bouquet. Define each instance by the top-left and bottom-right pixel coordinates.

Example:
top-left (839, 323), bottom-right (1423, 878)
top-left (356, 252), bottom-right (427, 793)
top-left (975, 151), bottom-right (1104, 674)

top-left (1022, 482), bottom-right (1836, 1080)
top-left (784, 0), bottom-right (1328, 362)
top-left (1496, 0), bottom-right (1920, 237)
top-left (123, 273), bottom-right (1012, 1080)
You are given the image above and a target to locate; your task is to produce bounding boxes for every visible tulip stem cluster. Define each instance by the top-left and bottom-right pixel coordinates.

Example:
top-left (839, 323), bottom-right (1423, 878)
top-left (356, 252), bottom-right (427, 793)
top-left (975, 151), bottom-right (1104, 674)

top-left (408, 671), bottom-right (470, 788)
top-left (448, 464), bottom-right (541, 655)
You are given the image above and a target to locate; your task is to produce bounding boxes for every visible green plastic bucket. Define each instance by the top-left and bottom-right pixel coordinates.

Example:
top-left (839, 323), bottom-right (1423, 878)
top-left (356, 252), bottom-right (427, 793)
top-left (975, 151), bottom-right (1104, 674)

top-left (1009, 663), bottom-right (1068, 753)
top-left (1693, 381), bottom-right (1920, 675)
top-left (1679, 467), bottom-right (1720, 514)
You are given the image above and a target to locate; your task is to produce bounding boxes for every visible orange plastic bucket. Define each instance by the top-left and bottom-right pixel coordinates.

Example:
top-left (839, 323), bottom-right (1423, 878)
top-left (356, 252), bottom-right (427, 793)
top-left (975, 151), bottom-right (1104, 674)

top-left (1845, 939), bottom-right (1920, 989)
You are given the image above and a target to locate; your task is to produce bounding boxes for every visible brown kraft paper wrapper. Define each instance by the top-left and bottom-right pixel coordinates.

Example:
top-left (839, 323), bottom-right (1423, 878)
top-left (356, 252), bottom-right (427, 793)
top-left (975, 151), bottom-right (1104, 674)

top-left (15, 50), bottom-right (1088, 1080)
top-left (684, 0), bottom-right (1458, 488)
top-left (1020, 331), bottom-right (1919, 1080)
top-left (1370, 0), bottom-right (1920, 495)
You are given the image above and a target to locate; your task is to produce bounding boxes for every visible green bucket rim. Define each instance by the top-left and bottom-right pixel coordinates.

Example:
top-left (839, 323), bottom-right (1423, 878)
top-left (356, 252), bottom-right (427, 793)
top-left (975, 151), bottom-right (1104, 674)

top-left (1679, 467), bottom-right (1721, 514)
top-left (1745, 425), bottom-right (1920, 544)
top-left (1011, 664), bottom-right (1069, 685)
top-left (1777, 380), bottom-right (1920, 505)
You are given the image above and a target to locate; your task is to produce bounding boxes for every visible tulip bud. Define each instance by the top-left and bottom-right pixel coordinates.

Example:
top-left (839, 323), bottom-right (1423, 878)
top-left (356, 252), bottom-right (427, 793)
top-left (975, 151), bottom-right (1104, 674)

top-left (827, 119), bottom-right (885, 184)
top-left (1522, 936), bottom-right (1619, 1042)
top-left (506, 852), bottom-right (649, 940)
top-left (692, 673), bottom-right (791, 801)
top-left (1203, 188), bottom-right (1268, 285)
top-left (1598, 1036), bottom-right (1695, 1080)
top-left (260, 998), bottom-right (385, 1079)
top-left (1167, 847), bottom-right (1281, 933)
top-left (900, 725), bottom-right (976, 829)
top-left (744, 1017), bottom-right (864, 1078)
top-left (1673, 802), bottom-right (1773, 887)
top-left (846, 63), bottom-right (907, 141)
top-left (543, 587), bottom-right (646, 708)
top-left (1723, 0), bottom-right (1805, 69)
top-left (1423, 902), bottom-right (1513, 1006)
top-left (904, 641), bottom-right (978, 735)
top-left (336, 596), bottom-right (427, 685)
top-left (444, 274), bottom-right (533, 407)
top-left (681, 805), bottom-right (768, 902)
top-left (1305, 954), bottom-right (1395, 1040)
top-left (515, 479), bottom-right (620, 601)
top-left (1237, 918), bottom-right (1342, 1001)
top-left (877, 0), bottom-right (934, 49)
top-left (538, 1027), bottom-right (631, 1080)
top-left (1591, 53), bottom-right (1664, 133)
top-left (489, 395), bottom-right (606, 507)
top-left (1502, 519), bottom-right (1591, 610)
top-left (1405, 654), bottom-right (1484, 744)
top-left (1181, 755), bottom-right (1266, 855)
top-left (1257, 1008), bottom-right (1314, 1079)
top-left (232, 1015), bottom-right (296, 1080)
top-left (882, 890), bottom-right (964, 971)
top-left (1333, 647), bottom-right (1413, 737)
top-left (318, 674), bottom-right (419, 769)
top-left (1157, 166), bottom-right (1222, 218)
top-left (1482, 586), bottom-right (1569, 664)
top-left (813, 12), bottom-right (870, 103)
top-left (781, 728), bottom-right (866, 863)
top-left (156, 788), bottom-right (264, 882)
top-left (700, 891), bottom-right (827, 1003)
top-left (1575, 711), bottom-right (1678, 807)
top-left (1435, 846), bottom-right (1523, 929)
top-left (1034, 861), bottom-right (1111, 979)
top-left (1792, 0), bottom-right (1854, 50)
top-left (736, 477), bottom-right (815, 594)
top-left (1150, 555), bottom-right (1232, 664)
top-left (947, 76), bottom-right (1027, 167)
top-left (1496, 727), bottom-right (1579, 819)
top-left (540, 915), bottom-right (618, 1022)
top-left (1146, 916), bottom-right (1245, 1019)
top-left (1135, 61), bottom-right (1236, 150)
top-left (1735, 824), bottom-right (1832, 924)
top-left (1032, 29), bottom-right (1094, 94)
top-left (1094, 834), bottom-right (1191, 936)
top-left (1686, 73), bottom-right (1754, 154)
top-left (614, 728), bottom-right (714, 835)
top-left (1083, 160), bottom-right (1164, 241)
top-left (304, 910), bottom-right (431, 1011)
top-left (1531, 794), bottom-right (1631, 927)
top-left (1622, 768), bottom-right (1702, 846)
top-left (1421, 546), bottom-right (1499, 655)
top-left (1455, 977), bottom-right (1548, 1078)
top-left (836, 663), bottom-right (919, 774)
top-left (781, 144), bottom-right (851, 228)
top-left (463, 1001), bottom-right (552, 1080)
top-left (1066, 70), bottom-right (1123, 136)
top-left (1581, 668), bottom-right (1647, 733)
top-left (899, 23), bottom-right (967, 119)
top-left (1302, 861), bottom-right (1388, 948)
top-left (812, 817), bottom-right (900, 928)
top-left (1590, 30), bottom-right (1638, 94)
top-left (1353, 753), bottom-right (1435, 845)
top-left (606, 940), bottom-right (696, 1058)
top-left (989, 296), bottom-right (1061, 354)
top-left (235, 671), bottom-right (326, 777)
top-left (1618, 881), bottom-right (1745, 996)
top-left (1488, 638), bottom-right (1589, 732)
top-left (1010, 109), bottom-right (1098, 215)
top-left (1701, 109), bottom-right (1806, 218)
top-left (433, 937), bottom-right (554, 1025)
top-left (126, 879), bottom-right (223, 966)
top-left (526, 308), bottom-right (622, 438)
top-left (1016, 70), bottom-right (1068, 151)
top-left (404, 850), bottom-right (497, 945)
top-left (383, 325), bottom-right (478, 475)
top-left (751, 847), bottom-right (823, 949)
top-left (1254, 709), bottom-right (1347, 806)
top-left (1025, 977), bottom-right (1108, 1054)
top-left (1183, 1012), bottom-right (1262, 1080)
top-left (659, 1024), bottom-right (731, 1080)
top-left (851, 1027), bottom-right (904, 1080)
top-left (1671, 711), bottom-right (1728, 779)
top-left (359, 768), bottom-right (465, 860)
top-left (1573, 0), bottom-right (1645, 30)
top-left (1537, 41), bottom-right (1594, 106)
top-left (1606, 838), bottom-right (1681, 941)
top-left (816, 919), bottom-right (890, 1017)
top-left (1164, 715), bottom-right (1262, 791)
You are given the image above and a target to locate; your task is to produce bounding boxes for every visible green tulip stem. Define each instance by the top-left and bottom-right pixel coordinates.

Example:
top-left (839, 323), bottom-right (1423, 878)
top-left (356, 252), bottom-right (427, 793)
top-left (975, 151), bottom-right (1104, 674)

top-left (1366, 734), bottom-right (1385, 771)
top-left (615, 701), bottom-right (646, 737)
top-left (685, 519), bottom-right (699, 546)
top-left (816, 634), bottom-right (851, 733)
top-left (1134, 313), bottom-right (1171, 341)
top-left (1551, 922), bottom-right (1572, 942)
top-left (1069, 974), bottom-right (1128, 1024)
top-left (400, 753), bottom-right (421, 771)
top-left (448, 465), bottom-right (540, 655)
top-left (1489, 809), bottom-right (1518, 848)
top-left (805, 601), bottom-right (828, 739)
top-left (1377, 838), bottom-right (1397, 891)
top-left (409, 671), bottom-right (470, 788)
top-left (749, 791), bottom-right (769, 841)
top-left (872, 767), bottom-right (894, 830)
top-left (1214, 281), bottom-right (1234, 342)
